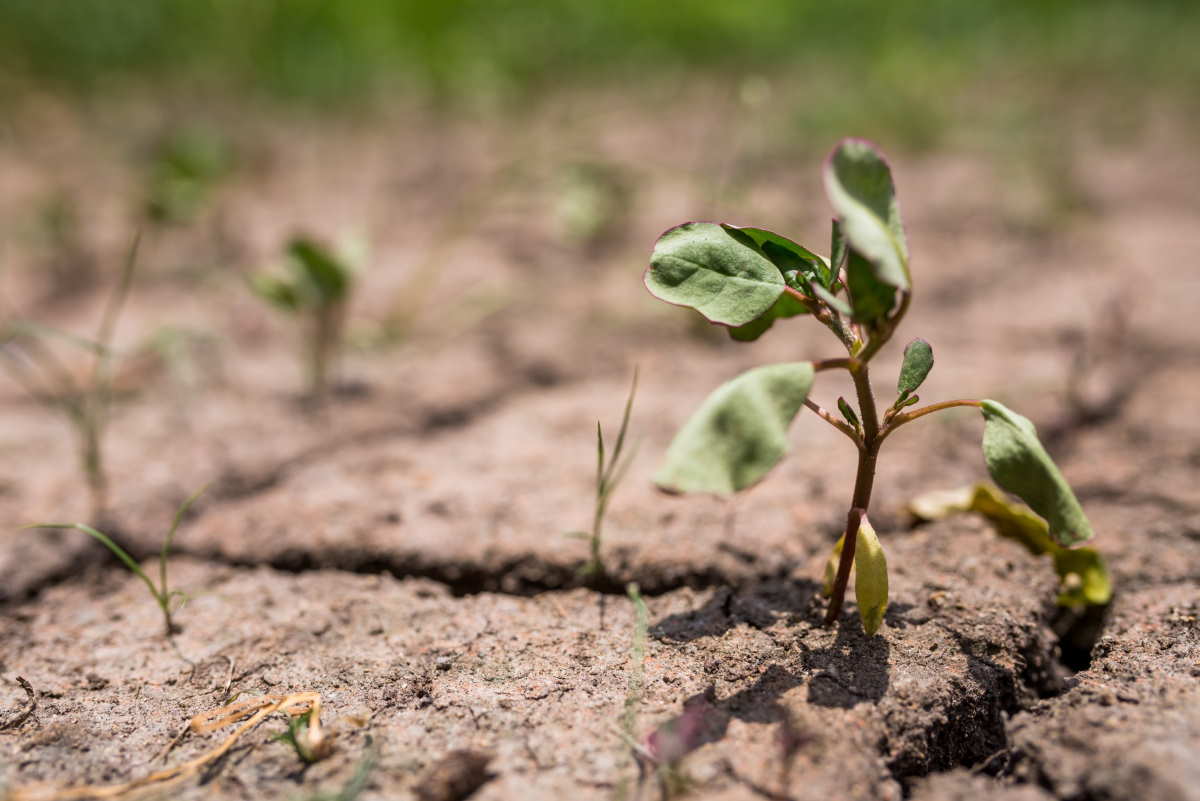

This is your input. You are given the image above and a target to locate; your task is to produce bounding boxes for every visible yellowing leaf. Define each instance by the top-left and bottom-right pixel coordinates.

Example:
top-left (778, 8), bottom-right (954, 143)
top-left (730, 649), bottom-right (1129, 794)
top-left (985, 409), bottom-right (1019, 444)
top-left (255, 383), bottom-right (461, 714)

top-left (854, 518), bottom-right (888, 635)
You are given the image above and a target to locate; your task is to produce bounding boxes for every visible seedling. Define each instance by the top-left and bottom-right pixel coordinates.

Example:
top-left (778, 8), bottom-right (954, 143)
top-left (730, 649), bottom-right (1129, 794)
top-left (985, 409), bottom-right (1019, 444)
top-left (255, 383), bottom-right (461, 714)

top-left (568, 370), bottom-right (639, 581)
top-left (644, 138), bottom-right (1095, 635)
top-left (27, 486), bottom-right (206, 637)
top-left (251, 236), bottom-right (354, 399)
top-left (0, 237), bottom-right (139, 522)
top-left (272, 704), bottom-right (332, 765)
top-left (144, 126), bottom-right (229, 225)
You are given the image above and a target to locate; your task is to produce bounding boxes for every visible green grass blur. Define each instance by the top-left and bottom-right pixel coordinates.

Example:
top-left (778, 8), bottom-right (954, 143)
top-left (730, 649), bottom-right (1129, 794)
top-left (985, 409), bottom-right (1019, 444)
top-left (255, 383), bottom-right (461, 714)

top-left (2, 0), bottom-right (1197, 106)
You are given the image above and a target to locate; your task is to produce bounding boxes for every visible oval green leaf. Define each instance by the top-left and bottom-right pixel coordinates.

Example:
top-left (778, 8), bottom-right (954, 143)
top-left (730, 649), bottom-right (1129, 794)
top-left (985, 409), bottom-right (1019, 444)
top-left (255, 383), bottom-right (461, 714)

top-left (288, 237), bottom-right (351, 303)
top-left (823, 139), bottom-right (909, 290)
top-left (854, 517), bottom-right (888, 635)
top-left (654, 362), bottom-right (815, 495)
top-left (645, 222), bottom-right (785, 327)
top-left (980, 400), bottom-right (1094, 547)
top-left (897, 338), bottom-right (934, 396)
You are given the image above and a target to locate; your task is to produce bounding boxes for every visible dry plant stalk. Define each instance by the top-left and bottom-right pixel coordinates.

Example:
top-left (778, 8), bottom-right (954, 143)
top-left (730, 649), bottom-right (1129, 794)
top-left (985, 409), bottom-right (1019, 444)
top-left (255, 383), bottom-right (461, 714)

top-left (3, 692), bottom-right (324, 801)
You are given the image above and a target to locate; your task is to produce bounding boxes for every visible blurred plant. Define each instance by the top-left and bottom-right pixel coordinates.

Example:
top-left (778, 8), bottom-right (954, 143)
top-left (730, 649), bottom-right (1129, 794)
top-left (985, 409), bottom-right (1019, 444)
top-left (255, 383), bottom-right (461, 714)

top-left (0, 237), bottom-right (139, 521)
top-left (32, 191), bottom-right (97, 302)
top-left (27, 486), bottom-right (206, 637)
top-left (556, 161), bottom-right (631, 247)
top-left (251, 236), bottom-right (354, 400)
top-left (568, 370), bottom-right (638, 582)
top-left (644, 138), bottom-right (1096, 635)
top-left (299, 737), bottom-right (376, 801)
top-left (145, 127), bottom-right (230, 225)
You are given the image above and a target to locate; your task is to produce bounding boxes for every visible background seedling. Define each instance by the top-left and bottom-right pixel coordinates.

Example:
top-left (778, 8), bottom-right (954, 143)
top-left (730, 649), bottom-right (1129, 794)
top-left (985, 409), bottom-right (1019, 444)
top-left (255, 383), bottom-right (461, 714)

top-left (0, 237), bottom-right (139, 522)
top-left (568, 370), bottom-right (638, 582)
top-left (251, 236), bottom-right (354, 400)
top-left (644, 138), bottom-right (1096, 635)
top-left (27, 486), bottom-right (206, 637)
top-left (144, 126), bottom-right (230, 225)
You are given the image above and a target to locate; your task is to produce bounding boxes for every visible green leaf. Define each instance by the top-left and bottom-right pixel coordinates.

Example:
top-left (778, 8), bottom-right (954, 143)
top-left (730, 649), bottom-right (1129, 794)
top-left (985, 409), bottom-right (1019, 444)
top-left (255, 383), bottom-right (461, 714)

top-left (854, 517), bottom-right (888, 635)
top-left (846, 249), bottom-right (896, 324)
top-left (725, 225), bottom-right (831, 288)
top-left (823, 139), bottom-right (909, 289)
top-left (288, 237), bottom-right (351, 303)
top-left (907, 482), bottom-right (1110, 606)
top-left (654, 362), bottom-right (815, 495)
top-left (829, 219), bottom-right (848, 279)
top-left (822, 534), bottom-right (845, 596)
top-left (980, 400), bottom-right (1094, 547)
top-left (728, 291), bottom-right (809, 342)
top-left (897, 338), bottom-right (934, 397)
top-left (645, 222), bottom-right (786, 327)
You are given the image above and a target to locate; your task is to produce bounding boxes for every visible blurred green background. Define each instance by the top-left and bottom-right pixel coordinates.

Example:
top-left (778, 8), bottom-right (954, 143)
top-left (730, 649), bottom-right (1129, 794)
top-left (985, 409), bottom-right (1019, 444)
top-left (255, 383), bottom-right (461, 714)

top-left (2, 0), bottom-right (1198, 147)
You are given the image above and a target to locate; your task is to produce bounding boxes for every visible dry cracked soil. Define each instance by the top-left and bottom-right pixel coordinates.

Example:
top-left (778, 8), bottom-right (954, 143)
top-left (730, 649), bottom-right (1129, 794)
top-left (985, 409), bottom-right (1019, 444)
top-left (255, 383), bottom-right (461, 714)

top-left (1, 99), bottom-right (1198, 800)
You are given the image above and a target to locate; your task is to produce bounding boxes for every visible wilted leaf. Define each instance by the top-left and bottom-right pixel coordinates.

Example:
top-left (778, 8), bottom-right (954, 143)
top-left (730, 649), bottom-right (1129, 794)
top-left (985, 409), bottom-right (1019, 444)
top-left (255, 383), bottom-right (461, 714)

top-left (897, 339), bottom-right (934, 397)
top-left (823, 139), bottom-right (909, 289)
top-left (981, 400), bottom-right (1094, 547)
top-left (654, 362), bottom-right (814, 494)
top-left (645, 222), bottom-right (785, 327)
top-left (854, 518), bottom-right (888, 635)
top-left (906, 482), bottom-right (1111, 606)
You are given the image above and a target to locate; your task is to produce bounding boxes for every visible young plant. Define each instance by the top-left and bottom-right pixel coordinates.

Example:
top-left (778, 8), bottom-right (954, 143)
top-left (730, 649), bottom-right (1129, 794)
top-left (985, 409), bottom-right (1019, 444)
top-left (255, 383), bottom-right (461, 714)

top-left (569, 370), bottom-right (638, 581)
top-left (644, 138), bottom-right (1095, 635)
top-left (251, 236), bottom-right (354, 400)
top-left (0, 237), bottom-right (139, 522)
top-left (26, 487), bottom-right (206, 637)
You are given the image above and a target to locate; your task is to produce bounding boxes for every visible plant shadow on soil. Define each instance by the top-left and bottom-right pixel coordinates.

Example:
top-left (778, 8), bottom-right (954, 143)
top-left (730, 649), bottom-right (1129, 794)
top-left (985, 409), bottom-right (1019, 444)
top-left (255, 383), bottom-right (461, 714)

top-left (649, 579), bottom-right (892, 711)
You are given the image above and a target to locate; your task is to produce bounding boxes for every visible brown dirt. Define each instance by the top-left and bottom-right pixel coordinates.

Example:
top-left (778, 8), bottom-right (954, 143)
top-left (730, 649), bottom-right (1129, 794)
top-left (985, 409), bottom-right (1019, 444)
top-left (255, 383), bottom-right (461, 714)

top-left (1, 98), bottom-right (1198, 800)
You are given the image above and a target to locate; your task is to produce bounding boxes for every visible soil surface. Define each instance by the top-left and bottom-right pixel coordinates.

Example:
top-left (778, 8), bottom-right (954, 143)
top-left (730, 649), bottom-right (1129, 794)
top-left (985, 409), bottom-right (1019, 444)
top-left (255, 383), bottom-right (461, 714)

top-left (1, 100), bottom-right (1198, 800)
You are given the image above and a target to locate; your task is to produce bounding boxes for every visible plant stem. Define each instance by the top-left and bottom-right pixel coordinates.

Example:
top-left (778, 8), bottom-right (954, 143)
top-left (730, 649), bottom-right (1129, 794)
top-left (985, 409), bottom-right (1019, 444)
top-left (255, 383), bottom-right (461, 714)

top-left (878, 398), bottom-right (982, 444)
top-left (824, 363), bottom-right (881, 626)
top-left (803, 398), bottom-right (861, 446)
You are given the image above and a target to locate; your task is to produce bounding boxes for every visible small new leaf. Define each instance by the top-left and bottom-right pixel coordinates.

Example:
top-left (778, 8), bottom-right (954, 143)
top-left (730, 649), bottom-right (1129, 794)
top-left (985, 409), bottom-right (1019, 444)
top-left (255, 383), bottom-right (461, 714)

top-left (823, 139), bottom-right (909, 289)
top-left (980, 400), bottom-right (1094, 547)
top-left (654, 362), bottom-right (814, 495)
top-left (829, 219), bottom-right (848, 278)
top-left (854, 518), bottom-right (888, 635)
top-left (897, 339), bottom-right (934, 396)
top-left (645, 222), bottom-right (785, 327)
top-left (836, 397), bottom-right (860, 430)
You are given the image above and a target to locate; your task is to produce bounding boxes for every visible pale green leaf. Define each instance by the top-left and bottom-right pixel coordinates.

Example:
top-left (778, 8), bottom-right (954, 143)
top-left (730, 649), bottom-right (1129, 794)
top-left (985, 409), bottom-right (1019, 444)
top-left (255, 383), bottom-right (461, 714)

top-left (854, 517), bottom-right (888, 635)
top-left (654, 362), bottom-right (814, 494)
top-left (981, 400), bottom-right (1094, 547)
top-left (645, 222), bottom-right (785, 327)
top-left (823, 139), bottom-right (909, 289)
